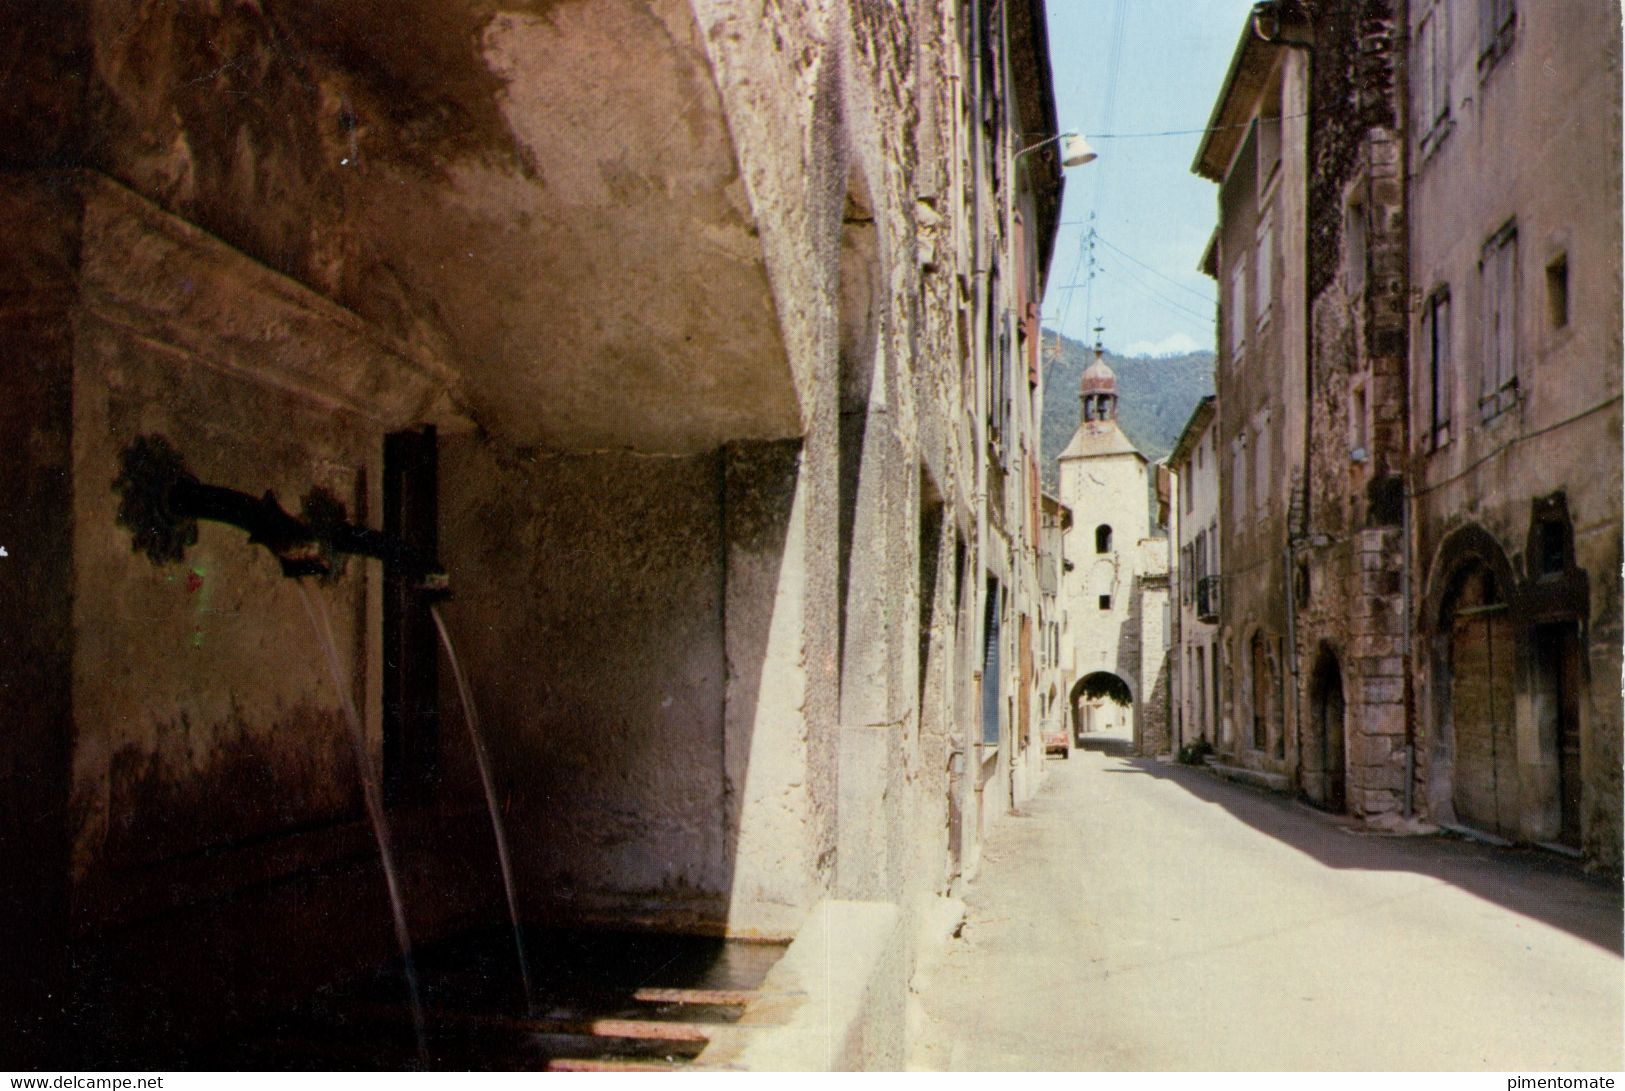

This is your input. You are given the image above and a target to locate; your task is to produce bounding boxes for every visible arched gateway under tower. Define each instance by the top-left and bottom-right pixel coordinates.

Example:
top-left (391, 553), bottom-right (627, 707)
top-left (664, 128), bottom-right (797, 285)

top-left (1056, 343), bottom-right (1171, 755)
top-left (1070, 670), bottom-right (1135, 742)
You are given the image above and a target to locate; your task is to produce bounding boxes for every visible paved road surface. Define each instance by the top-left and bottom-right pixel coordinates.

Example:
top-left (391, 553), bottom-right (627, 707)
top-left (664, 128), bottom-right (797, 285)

top-left (911, 728), bottom-right (1623, 1070)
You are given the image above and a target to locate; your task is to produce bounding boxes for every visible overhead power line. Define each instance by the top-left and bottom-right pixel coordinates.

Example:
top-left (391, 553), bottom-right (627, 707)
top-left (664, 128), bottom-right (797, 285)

top-left (1093, 232), bottom-right (1216, 306)
top-left (1051, 253), bottom-right (1215, 330)
top-left (1092, 112), bottom-right (1313, 140)
top-left (1092, 254), bottom-right (1216, 327)
top-left (1053, 0), bottom-right (1130, 342)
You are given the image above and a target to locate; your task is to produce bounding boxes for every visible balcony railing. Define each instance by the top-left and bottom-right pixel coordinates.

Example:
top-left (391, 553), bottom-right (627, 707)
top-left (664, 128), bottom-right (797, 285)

top-left (1197, 575), bottom-right (1221, 623)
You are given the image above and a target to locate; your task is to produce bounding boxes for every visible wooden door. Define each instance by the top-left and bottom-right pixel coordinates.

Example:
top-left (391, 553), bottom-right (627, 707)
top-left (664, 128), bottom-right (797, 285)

top-left (1451, 605), bottom-right (1518, 837)
top-left (1536, 622), bottom-right (1584, 848)
top-left (1323, 665), bottom-right (1346, 813)
top-left (1251, 636), bottom-right (1269, 750)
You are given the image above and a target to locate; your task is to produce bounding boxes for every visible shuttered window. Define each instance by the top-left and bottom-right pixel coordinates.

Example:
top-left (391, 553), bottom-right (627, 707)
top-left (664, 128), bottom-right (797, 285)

top-left (1416, 5), bottom-right (1452, 149)
top-left (1229, 257), bottom-right (1248, 362)
top-left (981, 581), bottom-right (1001, 744)
top-left (1480, 223), bottom-right (1518, 419)
top-left (1422, 288), bottom-right (1453, 447)
top-left (1256, 208), bottom-right (1275, 328)
top-left (1230, 436), bottom-right (1248, 523)
top-left (1253, 411), bottom-right (1271, 514)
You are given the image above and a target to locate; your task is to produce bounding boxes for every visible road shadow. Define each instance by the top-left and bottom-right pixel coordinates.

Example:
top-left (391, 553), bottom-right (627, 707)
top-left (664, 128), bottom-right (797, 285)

top-left (1074, 733), bottom-right (1134, 756)
top-left (1098, 751), bottom-right (1623, 955)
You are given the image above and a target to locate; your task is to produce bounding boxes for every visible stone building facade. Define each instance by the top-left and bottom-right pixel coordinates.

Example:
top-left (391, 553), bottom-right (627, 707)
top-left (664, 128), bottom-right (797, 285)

top-left (1406, 0), bottom-right (1622, 863)
top-left (1056, 349), bottom-right (1170, 754)
top-left (0, 0), bottom-right (1068, 1066)
top-left (1193, 16), bottom-right (1309, 787)
top-left (1037, 492), bottom-right (1073, 755)
top-left (1168, 396), bottom-right (1220, 754)
top-left (1286, 0), bottom-right (1414, 822)
top-left (1192, 0), bottom-right (1622, 870)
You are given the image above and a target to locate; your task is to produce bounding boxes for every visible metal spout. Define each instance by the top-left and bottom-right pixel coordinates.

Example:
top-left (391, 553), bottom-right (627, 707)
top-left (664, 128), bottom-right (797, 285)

top-left (114, 434), bottom-right (450, 594)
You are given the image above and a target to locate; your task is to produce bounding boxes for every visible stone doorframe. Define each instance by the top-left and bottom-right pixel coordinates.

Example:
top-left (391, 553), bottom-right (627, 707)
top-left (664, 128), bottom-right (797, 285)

top-left (1304, 643), bottom-right (1348, 813)
top-left (1419, 523), bottom-right (1521, 834)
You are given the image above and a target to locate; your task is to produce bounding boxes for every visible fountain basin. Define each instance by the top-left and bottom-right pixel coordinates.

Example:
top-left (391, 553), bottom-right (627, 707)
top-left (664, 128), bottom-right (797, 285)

top-left (190, 925), bottom-right (789, 1070)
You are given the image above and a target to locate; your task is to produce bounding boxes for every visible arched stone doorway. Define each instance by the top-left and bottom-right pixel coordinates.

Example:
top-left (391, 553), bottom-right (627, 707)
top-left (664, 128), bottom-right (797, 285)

top-left (1424, 525), bottom-right (1522, 839)
top-left (1070, 671), bottom-right (1133, 742)
top-left (1306, 647), bottom-right (1347, 812)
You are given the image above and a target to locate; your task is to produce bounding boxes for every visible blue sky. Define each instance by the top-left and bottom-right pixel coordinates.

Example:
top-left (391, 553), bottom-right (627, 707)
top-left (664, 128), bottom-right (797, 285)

top-left (1042, 0), bottom-right (1259, 356)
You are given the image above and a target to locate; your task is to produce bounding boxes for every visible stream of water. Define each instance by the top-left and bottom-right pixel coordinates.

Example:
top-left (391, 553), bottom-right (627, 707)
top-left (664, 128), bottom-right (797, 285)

top-left (295, 582), bottom-right (430, 1067)
top-left (429, 604), bottom-right (536, 1014)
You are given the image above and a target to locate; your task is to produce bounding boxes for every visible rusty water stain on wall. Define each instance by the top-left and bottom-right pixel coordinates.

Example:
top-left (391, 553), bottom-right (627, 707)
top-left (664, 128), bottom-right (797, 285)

top-left (94, 700), bottom-right (361, 873)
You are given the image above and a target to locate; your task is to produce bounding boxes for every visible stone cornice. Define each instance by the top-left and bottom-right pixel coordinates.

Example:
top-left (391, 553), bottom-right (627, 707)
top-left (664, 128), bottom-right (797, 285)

top-left (78, 173), bottom-right (469, 432)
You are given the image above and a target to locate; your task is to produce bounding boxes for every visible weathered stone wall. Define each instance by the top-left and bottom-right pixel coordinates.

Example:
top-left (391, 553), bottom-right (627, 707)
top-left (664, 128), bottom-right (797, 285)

top-left (67, 178), bottom-right (458, 894)
top-left (1406, 0), bottom-right (1621, 866)
top-left (1305, 0), bottom-right (1401, 301)
top-left (0, 0), bottom-right (1068, 1064)
top-left (0, 173), bottom-right (79, 1059)
top-left (1136, 575), bottom-right (1171, 755)
top-left (1404, 0), bottom-right (1618, 864)
top-left (5, 175), bottom-right (491, 1061)
top-left (1203, 29), bottom-right (1309, 780)
top-left (699, 0), bottom-right (926, 929)
top-left (2, 0), bottom-right (800, 456)
top-left (438, 439), bottom-right (733, 927)
top-left (1295, 0), bottom-right (1411, 821)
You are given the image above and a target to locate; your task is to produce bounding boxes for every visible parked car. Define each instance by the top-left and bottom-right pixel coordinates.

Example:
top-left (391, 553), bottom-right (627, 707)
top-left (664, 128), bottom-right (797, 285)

top-left (1043, 728), bottom-right (1070, 759)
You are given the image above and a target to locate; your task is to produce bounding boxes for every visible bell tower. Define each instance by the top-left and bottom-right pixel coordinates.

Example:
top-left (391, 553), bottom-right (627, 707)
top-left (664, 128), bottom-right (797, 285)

top-left (1079, 330), bottom-right (1118, 423)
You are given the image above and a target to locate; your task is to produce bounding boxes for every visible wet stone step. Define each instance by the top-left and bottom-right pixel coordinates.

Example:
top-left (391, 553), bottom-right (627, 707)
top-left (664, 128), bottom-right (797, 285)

top-left (539, 1001), bottom-right (748, 1026)
top-left (547, 1058), bottom-right (685, 1072)
top-left (203, 928), bottom-right (786, 1069)
top-left (632, 986), bottom-right (757, 1007)
top-left (523, 1031), bottom-right (708, 1062)
top-left (344, 1000), bottom-right (737, 1035)
top-left (415, 1007), bottom-right (720, 1043)
top-left (215, 1023), bottom-right (707, 1071)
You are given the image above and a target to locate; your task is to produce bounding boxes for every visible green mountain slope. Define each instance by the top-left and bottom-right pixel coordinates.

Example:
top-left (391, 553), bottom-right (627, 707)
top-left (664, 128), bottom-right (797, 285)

top-left (1039, 329), bottom-right (1215, 492)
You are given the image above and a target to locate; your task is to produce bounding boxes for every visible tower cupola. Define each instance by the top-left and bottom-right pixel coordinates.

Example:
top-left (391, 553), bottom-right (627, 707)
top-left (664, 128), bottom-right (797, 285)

top-left (1079, 342), bottom-right (1118, 422)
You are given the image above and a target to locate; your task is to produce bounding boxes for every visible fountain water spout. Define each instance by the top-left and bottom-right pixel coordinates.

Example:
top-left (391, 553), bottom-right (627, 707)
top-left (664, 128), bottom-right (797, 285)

top-left (113, 434), bottom-right (449, 593)
top-left (113, 433), bottom-right (443, 1065)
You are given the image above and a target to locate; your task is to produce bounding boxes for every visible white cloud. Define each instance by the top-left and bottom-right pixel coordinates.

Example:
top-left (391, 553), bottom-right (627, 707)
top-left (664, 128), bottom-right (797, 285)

top-left (1124, 332), bottom-right (1202, 358)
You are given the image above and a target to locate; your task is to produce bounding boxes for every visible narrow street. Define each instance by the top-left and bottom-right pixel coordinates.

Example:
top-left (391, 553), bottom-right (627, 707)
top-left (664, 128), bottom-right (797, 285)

top-left (911, 730), bottom-right (1624, 1071)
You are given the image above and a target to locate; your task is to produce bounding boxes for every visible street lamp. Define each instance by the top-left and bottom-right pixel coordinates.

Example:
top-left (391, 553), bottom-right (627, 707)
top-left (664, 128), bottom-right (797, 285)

top-left (1014, 131), bottom-right (1098, 168)
top-left (1009, 130), bottom-right (1098, 385)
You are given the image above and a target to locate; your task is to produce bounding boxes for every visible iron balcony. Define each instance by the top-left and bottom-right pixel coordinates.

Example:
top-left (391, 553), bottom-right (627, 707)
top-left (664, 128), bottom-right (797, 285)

top-left (1197, 575), bottom-right (1221, 623)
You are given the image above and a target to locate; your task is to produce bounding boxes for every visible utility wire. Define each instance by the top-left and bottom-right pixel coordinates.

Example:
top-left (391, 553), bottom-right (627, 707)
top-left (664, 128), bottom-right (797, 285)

top-left (1051, 218), bottom-right (1088, 334)
top-left (1044, 219), bottom-right (1094, 391)
top-left (1054, 0), bottom-right (1129, 342)
top-left (1092, 253), bottom-right (1216, 327)
top-left (1050, 255), bottom-right (1214, 332)
top-left (1084, 0), bottom-right (1131, 332)
top-left (1409, 394), bottom-right (1623, 498)
top-left (1052, 217), bottom-right (1096, 341)
top-left (1051, 253), bottom-right (1215, 327)
top-left (1056, 5), bottom-right (1273, 345)
top-left (1092, 112), bottom-right (1313, 140)
top-left (1094, 231), bottom-right (1217, 306)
